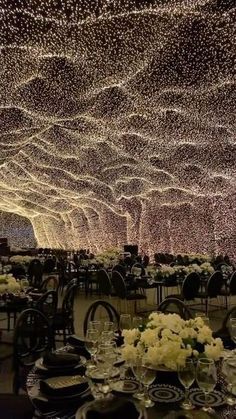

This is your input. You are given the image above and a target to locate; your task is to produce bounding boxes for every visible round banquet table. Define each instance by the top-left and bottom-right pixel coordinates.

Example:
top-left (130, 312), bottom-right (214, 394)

top-left (26, 345), bottom-right (236, 419)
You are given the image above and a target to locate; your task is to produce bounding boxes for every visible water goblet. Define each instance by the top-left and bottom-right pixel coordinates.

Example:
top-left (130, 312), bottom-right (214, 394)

top-left (101, 330), bottom-right (114, 344)
top-left (104, 321), bottom-right (114, 331)
top-left (132, 316), bottom-right (143, 329)
top-left (132, 355), bottom-right (145, 400)
top-left (119, 314), bottom-right (131, 331)
top-left (196, 358), bottom-right (217, 413)
top-left (222, 356), bottom-right (236, 405)
top-left (89, 320), bottom-right (102, 332)
top-left (85, 329), bottom-right (99, 369)
top-left (229, 318), bottom-right (236, 345)
top-left (97, 343), bottom-right (115, 395)
top-left (140, 361), bottom-right (156, 408)
top-left (178, 359), bottom-right (195, 410)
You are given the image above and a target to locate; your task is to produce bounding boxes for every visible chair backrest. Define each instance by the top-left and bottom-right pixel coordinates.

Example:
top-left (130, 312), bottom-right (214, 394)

top-left (207, 271), bottom-right (224, 297)
top-left (213, 306), bottom-right (236, 340)
top-left (83, 300), bottom-right (120, 336)
top-left (97, 269), bottom-right (112, 296)
top-left (112, 264), bottom-right (126, 278)
top-left (40, 276), bottom-right (59, 292)
top-left (43, 258), bottom-right (56, 274)
top-left (13, 309), bottom-right (54, 369)
top-left (111, 271), bottom-right (127, 299)
top-left (27, 259), bottom-right (43, 286)
top-left (182, 272), bottom-right (201, 300)
top-left (36, 290), bottom-right (58, 320)
top-left (62, 283), bottom-right (77, 315)
top-left (229, 271), bottom-right (236, 295)
top-left (158, 297), bottom-right (193, 320)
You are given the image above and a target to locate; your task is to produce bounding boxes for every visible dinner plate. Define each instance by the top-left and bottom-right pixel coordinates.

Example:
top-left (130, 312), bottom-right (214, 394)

top-left (35, 356), bottom-right (86, 372)
top-left (110, 379), bottom-right (139, 394)
top-left (29, 383), bottom-right (90, 403)
top-left (75, 399), bottom-right (148, 419)
top-left (149, 384), bottom-right (184, 403)
top-left (189, 389), bottom-right (226, 407)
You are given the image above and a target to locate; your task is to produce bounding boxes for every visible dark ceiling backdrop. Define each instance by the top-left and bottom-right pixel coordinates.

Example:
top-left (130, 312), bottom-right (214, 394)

top-left (0, 0), bottom-right (235, 254)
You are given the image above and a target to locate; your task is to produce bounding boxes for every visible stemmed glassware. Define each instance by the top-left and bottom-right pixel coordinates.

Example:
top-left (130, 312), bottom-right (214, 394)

top-left (96, 342), bottom-right (116, 395)
top-left (85, 329), bottom-right (99, 369)
top-left (132, 355), bottom-right (145, 400)
top-left (132, 316), bottom-right (143, 329)
top-left (222, 356), bottom-right (236, 406)
top-left (178, 359), bottom-right (195, 410)
top-left (196, 359), bottom-right (217, 412)
top-left (140, 360), bottom-right (156, 408)
top-left (119, 314), bottom-right (132, 331)
top-left (229, 318), bottom-right (236, 346)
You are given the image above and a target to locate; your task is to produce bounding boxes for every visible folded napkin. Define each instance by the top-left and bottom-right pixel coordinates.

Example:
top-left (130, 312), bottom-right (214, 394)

top-left (67, 335), bottom-right (85, 347)
top-left (43, 352), bottom-right (80, 368)
top-left (85, 398), bottom-right (140, 419)
top-left (40, 375), bottom-right (88, 397)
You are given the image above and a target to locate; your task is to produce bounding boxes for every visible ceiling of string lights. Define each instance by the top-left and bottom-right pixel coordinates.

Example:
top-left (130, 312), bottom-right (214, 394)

top-left (0, 0), bottom-right (235, 254)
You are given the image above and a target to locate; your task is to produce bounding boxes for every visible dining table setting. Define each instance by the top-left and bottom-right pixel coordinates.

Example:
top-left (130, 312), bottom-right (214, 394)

top-left (25, 313), bottom-right (236, 419)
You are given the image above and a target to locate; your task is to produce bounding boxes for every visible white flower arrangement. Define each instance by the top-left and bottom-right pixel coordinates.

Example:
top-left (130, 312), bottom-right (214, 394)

top-left (93, 248), bottom-right (121, 267)
top-left (121, 313), bottom-right (223, 371)
top-left (0, 274), bottom-right (21, 294)
top-left (9, 255), bottom-right (34, 264)
top-left (200, 262), bottom-right (215, 275)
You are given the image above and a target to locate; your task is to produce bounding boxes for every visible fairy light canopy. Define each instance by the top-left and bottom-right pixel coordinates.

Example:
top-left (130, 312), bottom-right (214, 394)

top-left (0, 0), bottom-right (235, 254)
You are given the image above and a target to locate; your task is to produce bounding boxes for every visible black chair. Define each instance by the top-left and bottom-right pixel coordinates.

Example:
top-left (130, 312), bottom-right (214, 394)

top-left (158, 298), bottom-right (193, 320)
top-left (27, 259), bottom-right (43, 288)
top-left (167, 272), bottom-right (201, 302)
top-left (196, 271), bottom-right (224, 315)
top-left (52, 283), bottom-right (77, 343)
top-left (35, 290), bottom-right (58, 322)
top-left (40, 275), bottom-right (59, 292)
top-left (213, 306), bottom-right (236, 346)
top-left (111, 270), bottom-right (146, 313)
top-left (83, 300), bottom-right (120, 336)
top-left (13, 308), bottom-right (54, 394)
top-left (97, 269), bottom-right (112, 296)
top-left (43, 258), bottom-right (56, 274)
top-left (219, 271), bottom-right (236, 308)
top-left (131, 263), bottom-right (145, 276)
top-left (112, 264), bottom-right (126, 278)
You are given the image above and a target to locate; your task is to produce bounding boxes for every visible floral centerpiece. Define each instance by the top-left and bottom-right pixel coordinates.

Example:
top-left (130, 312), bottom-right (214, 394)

top-left (92, 248), bottom-right (121, 268)
top-left (121, 313), bottom-right (223, 371)
top-left (9, 255), bottom-right (34, 265)
top-left (0, 274), bottom-right (21, 294)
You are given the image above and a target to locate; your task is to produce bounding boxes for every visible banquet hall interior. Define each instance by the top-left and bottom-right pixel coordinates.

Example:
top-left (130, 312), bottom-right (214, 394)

top-left (0, 0), bottom-right (235, 418)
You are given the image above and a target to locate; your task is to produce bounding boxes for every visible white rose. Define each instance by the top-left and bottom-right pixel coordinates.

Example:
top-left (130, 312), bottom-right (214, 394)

top-left (123, 328), bottom-right (140, 345)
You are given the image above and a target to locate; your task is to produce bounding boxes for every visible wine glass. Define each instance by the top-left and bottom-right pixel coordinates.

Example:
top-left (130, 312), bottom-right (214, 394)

top-left (178, 359), bottom-right (195, 410)
top-left (132, 355), bottom-right (145, 400)
top-left (101, 330), bottom-right (114, 344)
top-left (132, 316), bottom-right (143, 329)
top-left (97, 343), bottom-right (116, 395)
top-left (119, 314), bottom-right (131, 331)
top-left (229, 318), bottom-right (236, 346)
top-left (104, 321), bottom-right (114, 331)
top-left (222, 356), bottom-right (236, 405)
top-left (196, 359), bottom-right (217, 412)
top-left (140, 361), bottom-right (156, 408)
top-left (85, 329), bottom-right (99, 369)
top-left (89, 320), bottom-right (102, 332)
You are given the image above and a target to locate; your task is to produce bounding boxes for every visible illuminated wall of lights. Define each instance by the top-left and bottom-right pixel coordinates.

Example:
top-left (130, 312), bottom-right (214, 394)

top-left (0, 0), bottom-right (235, 255)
